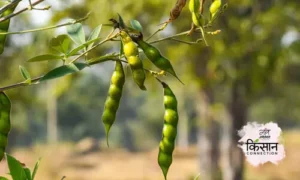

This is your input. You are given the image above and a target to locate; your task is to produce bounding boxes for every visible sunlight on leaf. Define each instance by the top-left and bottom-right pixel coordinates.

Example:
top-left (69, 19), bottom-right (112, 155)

top-left (67, 23), bottom-right (86, 45)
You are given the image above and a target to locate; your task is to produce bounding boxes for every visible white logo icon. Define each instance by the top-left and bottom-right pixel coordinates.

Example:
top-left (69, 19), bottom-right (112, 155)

top-left (238, 122), bottom-right (286, 166)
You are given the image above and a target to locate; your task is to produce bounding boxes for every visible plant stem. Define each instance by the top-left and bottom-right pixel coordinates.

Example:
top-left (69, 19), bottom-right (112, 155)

top-left (0, 0), bottom-right (22, 15)
top-left (0, 0), bottom-right (46, 23)
top-left (0, 27), bottom-right (203, 92)
top-left (145, 22), bottom-right (168, 42)
top-left (0, 76), bottom-right (42, 92)
top-left (149, 28), bottom-right (200, 44)
top-left (0, 16), bottom-right (89, 35)
top-left (68, 32), bottom-right (119, 64)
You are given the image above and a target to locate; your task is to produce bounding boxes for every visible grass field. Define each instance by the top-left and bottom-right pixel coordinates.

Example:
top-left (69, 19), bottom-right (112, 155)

top-left (0, 130), bottom-right (299, 180)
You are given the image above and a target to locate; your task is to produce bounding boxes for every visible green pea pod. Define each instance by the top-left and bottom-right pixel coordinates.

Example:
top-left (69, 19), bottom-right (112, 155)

top-left (0, 92), bottom-right (11, 161)
top-left (120, 30), bottom-right (146, 90)
top-left (102, 61), bottom-right (125, 147)
top-left (189, 0), bottom-right (200, 13)
top-left (209, 0), bottom-right (222, 21)
top-left (158, 82), bottom-right (178, 180)
top-left (0, 2), bottom-right (19, 55)
top-left (135, 40), bottom-right (184, 84)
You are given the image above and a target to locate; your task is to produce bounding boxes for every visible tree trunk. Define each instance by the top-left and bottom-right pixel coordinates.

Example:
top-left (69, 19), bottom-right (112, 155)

top-left (220, 109), bottom-right (234, 180)
top-left (197, 90), bottom-right (221, 180)
top-left (47, 81), bottom-right (58, 144)
top-left (193, 47), bottom-right (222, 180)
top-left (228, 81), bottom-right (248, 180)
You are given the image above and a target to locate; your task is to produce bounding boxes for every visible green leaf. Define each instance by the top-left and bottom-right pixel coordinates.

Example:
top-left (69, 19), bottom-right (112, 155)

top-left (49, 35), bottom-right (71, 54)
top-left (27, 54), bottom-right (63, 62)
top-left (39, 63), bottom-right (87, 82)
top-left (67, 38), bottom-right (101, 57)
top-left (32, 158), bottom-right (41, 180)
top-left (194, 173), bottom-right (201, 180)
top-left (6, 154), bottom-right (27, 180)
top-left (87, 25), bottom-right (102, 50)
top-left (24, 168), bottom-right (32, 180)
top-left (254, 139), bottom-right (259, 143)
top-left (19, 66), bottom-right (31, 83)
top-left (67, 23), bottom-right (86, 45)
top-left (130, 20), bottom-right (143, 32)
top-left (118, 13), bottom-right (126, 29)
top-left (0, 177), bottom-right (9, 180)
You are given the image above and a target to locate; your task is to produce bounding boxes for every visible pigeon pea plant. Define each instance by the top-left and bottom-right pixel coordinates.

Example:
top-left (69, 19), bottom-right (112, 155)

top-left (0, 0), bottom-right (227, 179)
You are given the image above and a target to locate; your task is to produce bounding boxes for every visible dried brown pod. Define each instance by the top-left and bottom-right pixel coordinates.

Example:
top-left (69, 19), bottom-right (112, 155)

top-left (168, 0), bottom-right (187, 23)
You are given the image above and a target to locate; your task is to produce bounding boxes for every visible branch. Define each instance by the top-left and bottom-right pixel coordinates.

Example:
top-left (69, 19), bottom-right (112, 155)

top-left (0, 76), bottom-right (42, 92)
top-left (145, 22), bottom-right (168, 42)
top-left (200, 0), bottom-right (206, 14)
top-left (0, 15), bottom-right (89, 35)
top-left (0, 0), bottom-right (46, 23)
top-left (0, 0), bottom-right (22, 15)
top-left (68, 30), bottom-right (119, 64)
top-left (0, 25), bottom-right (206, 92)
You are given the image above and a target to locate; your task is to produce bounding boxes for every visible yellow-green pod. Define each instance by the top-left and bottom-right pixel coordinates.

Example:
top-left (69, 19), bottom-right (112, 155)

top-left (135, 39), bottom-right (183, 84)
top-left (120, 31), bottom-right (146, 90)
top-left (102, 61), bottom-right (125, 147)
top-left (0, 92), bottom-right (11, 161)
top-left (209, 0), bottom-right (222, 20)
top-left (158, 82), bottom-right (178, 180)
top-left (189, 0), bottom-right (200, 13)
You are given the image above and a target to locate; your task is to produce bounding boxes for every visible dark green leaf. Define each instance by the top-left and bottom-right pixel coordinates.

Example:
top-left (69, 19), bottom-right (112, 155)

top-left (254, 139), bottom-right (259, 143)
top-left (67, 23), bottom-right (86, 45)
top-left (67, 38), bottom-right (101, 57)
top-left (130, 20), bottom-right (143, 32)
top-left (118, 13), bottom-right (126, 29)
top-left (39, 63), bottom-right (87, 82)
top-left (87, 25), bottom-right (102, 50)
top-left (24, 168), bottom-right (32, 180)
top-left (19, 66), bottom-right (31, 82)
top-left (6, 154), bottom-right (27, 180)
top-left (32, 158), bottom-right (41, 180)
top-left (49, 35), bottom-right (71, 54)
top-left (27, 54), bottom-right (63, 62)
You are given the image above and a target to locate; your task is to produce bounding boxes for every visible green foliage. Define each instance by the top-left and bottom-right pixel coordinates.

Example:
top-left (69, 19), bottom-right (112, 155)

top-left (39, 63), bottom-right (87, 82)
top-left (49, 35), bottom-right (71, 54)
top-left (19, 66), bottom-right (31, 84)
top-left (66, 23), bottom-right (86, 45)
top-left (87, 25), bottom-right (102, 50)
top-left (130, 20), bottom-right (143, 32)
top-left (4, 154), bottom-right (41, 180)
top-left (6, 154), bottom-right (27, 180)
top-left (27, 54), bottom-right (63, 62)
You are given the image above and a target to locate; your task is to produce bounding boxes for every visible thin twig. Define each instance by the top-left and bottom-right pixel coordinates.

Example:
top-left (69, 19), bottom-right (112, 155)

top-left (0, 15), bottom-right (89, 35)
top-left (0, 0), bottom-right (45, 23)
top-left (0, 0), bottom-right (22, 15)
top-left (69, 32), bottom-right (119, 64)
top-left (169, 38), bottom-right (199, 45)
top-left (200, 0), bottom-right (206, 14)
top-left (145, 22), bottom-right (168, 42)
top-left (0, 33), bottom-right (118, 92)
top-left (0, 26), bottom-right (205, 92)
top-left (0, 76), bottom-right (42, 92)
top-left (148, 25), bottom-right (210, 44)
top-left (149, 29), bottom-right (191, 44)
